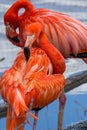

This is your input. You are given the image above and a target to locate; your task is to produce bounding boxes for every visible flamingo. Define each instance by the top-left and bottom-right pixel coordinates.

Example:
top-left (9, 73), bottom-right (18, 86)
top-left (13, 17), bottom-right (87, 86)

top-left (4, 0), bottom-right (87, 65)
top-left (3, 0), bottom-right (87, 129)
top-left (0, 44), bottom-right (66, 130)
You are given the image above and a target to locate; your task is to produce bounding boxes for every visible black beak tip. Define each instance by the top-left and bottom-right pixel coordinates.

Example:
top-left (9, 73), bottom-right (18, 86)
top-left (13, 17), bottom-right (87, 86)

top-left (24, 47), bottom-right (30, 61)
top-left (8, 36), bottom-right (20, 43)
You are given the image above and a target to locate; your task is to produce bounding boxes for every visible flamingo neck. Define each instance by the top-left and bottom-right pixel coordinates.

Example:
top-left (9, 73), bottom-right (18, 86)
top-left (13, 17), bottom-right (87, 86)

top-left (39, 32), bottom-right (66, 74)
top-left (4, 0), bottom-right (34, 27)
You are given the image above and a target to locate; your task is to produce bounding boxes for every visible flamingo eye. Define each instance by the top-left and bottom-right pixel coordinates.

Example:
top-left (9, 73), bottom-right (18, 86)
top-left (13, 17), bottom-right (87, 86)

top-left (18, 8), bottom-right (25, 16)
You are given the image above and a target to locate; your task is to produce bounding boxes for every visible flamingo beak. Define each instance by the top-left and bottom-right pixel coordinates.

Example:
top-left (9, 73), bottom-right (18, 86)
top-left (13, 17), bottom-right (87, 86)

top-left (24, 34), bottom-right (35, 48)
top-left (24, 34), bottom-right (35, 61)
top-left (24, 47), bottom-right (30, 61)
top-left (6, 23), bottom-right (16, 37)
top-left (6, 23), bottom-right (20, 43)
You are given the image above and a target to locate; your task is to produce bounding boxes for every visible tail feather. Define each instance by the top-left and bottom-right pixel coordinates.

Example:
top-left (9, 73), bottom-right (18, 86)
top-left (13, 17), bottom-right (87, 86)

top-left (14, 114), bottom-right (26, 130)
top-left (70, 52), bottom-right (87, 58)
top-left (6, 105), bottom-right (26, 130)
top-left (7, 85), bottom-right (28, 116)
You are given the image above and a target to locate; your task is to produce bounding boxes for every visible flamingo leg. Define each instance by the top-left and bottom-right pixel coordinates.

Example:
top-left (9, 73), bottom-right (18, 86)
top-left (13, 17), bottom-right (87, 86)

top-left (58, 90), bottom-right (66, 130)
top-left (28, 98), bottom-right (38, 130)
top-left (32, 111), bottom-right (38, 130)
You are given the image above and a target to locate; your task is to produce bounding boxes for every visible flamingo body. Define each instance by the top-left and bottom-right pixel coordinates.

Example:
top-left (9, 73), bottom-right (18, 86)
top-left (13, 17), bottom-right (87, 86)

top-left (0, 47), bottom-right (65, 130)
top-left (4, 0), bottom-right (87, 59)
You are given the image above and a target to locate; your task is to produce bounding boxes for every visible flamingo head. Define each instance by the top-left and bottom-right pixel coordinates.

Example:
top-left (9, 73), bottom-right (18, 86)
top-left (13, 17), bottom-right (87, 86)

top-left (4, 0), bottom-right (34, 47)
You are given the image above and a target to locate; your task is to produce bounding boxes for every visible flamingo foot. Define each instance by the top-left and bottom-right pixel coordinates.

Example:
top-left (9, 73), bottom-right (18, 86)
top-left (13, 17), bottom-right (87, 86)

top-left (58, 91), bottom-right (66, 130)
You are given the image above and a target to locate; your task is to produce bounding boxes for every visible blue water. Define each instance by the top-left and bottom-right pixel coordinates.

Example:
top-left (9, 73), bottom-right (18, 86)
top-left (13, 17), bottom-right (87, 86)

top-left (0, 73), bottom-right (2, 76)
top-left (0, 92), bottom-right (87, 130)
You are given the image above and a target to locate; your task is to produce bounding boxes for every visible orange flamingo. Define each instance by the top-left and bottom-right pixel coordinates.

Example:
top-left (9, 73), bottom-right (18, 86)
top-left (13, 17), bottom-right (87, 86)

top-left (0, 45), bottom-right (66, 130)
top-left (4, 0), bottom-right (87, 64)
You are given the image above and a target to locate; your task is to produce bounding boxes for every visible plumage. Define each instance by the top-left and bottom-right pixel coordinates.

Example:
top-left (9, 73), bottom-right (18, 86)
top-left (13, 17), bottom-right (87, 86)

top-left (0, 46), bottom-right (65, 130)
top-left (3, 1), bottom-right (87, 129)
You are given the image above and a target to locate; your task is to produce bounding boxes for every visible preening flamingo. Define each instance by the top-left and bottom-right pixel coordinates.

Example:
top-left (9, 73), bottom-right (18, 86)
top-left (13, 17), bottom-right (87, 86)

top-left (0, 45), bottom-right (66, 130)
top-left (4, 0), bottom-right (87, 65)
top-left (3, 0), bottom-right (87, 129)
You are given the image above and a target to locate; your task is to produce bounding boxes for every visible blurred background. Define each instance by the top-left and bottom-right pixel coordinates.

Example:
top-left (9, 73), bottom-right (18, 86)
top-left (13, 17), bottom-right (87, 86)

top-left (0, 0), bottom-right (87, 130)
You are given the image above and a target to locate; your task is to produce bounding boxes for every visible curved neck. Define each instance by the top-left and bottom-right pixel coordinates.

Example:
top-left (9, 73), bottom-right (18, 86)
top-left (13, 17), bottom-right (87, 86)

top-left (4, 0), bottom-right (34, 27)
top-left (16, 0), bottom-right (34, 16)
top-left (11, 0), bottom-right (34, 14)
top-left (39, 32), bottom-right (66, 74)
